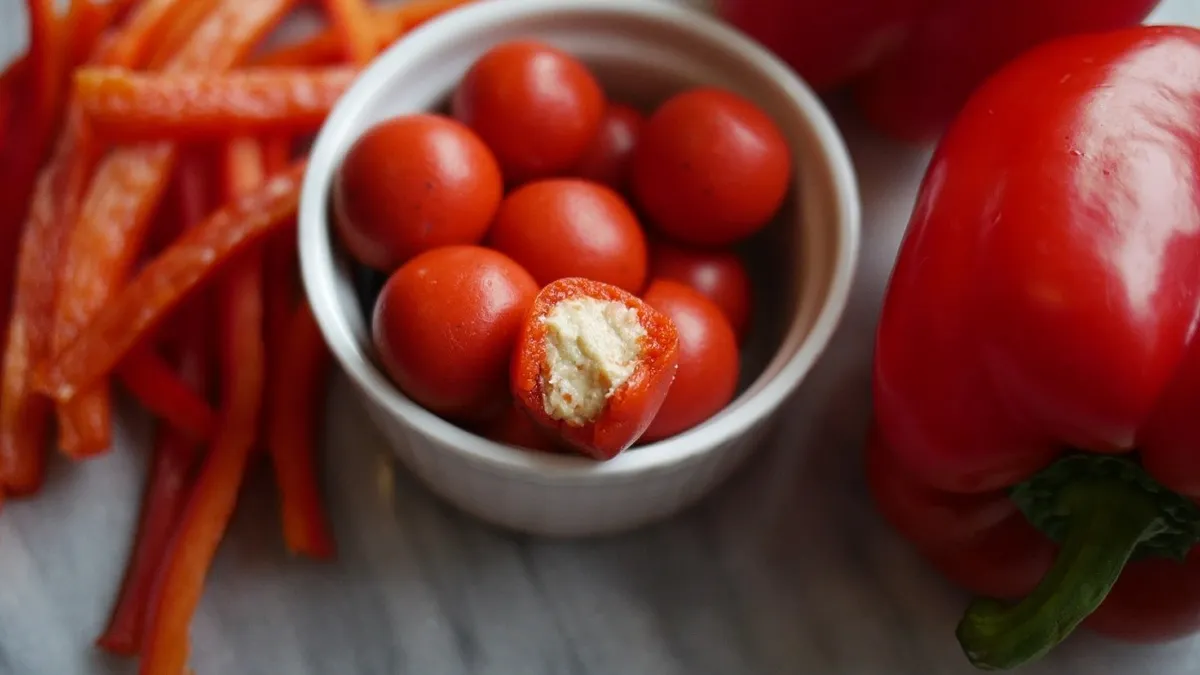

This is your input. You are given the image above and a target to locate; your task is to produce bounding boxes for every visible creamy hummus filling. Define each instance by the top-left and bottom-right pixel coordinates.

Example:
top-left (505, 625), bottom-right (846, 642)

top-left (540, 297), bottom-right (646, 425)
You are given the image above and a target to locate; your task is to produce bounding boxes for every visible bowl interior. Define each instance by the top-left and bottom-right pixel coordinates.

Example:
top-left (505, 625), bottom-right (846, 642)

top-left (301, 0), bottom-right (858, 477)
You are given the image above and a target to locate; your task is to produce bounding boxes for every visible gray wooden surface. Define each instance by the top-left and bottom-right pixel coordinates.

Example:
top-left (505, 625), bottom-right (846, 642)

top-left (2, 1), bottom-right (1200, 673)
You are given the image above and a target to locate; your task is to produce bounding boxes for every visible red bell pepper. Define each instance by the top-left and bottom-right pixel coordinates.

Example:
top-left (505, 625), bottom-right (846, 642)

top-left (871, 25), bottom-right (1200, 669)
top-left (717, 0), bottom-right (1162, 142)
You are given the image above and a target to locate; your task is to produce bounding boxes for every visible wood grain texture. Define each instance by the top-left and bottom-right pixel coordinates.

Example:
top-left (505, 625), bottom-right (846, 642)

top-left (1, 1), bottom-right (1200, 674)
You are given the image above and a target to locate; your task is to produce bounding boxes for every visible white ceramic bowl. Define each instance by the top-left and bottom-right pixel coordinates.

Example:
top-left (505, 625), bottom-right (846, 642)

top-left (300, 0), bottom-right (860, 537)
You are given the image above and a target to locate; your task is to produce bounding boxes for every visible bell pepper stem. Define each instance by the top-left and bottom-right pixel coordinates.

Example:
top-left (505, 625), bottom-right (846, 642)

top-left (956, 476), bottom-right (1161, 671)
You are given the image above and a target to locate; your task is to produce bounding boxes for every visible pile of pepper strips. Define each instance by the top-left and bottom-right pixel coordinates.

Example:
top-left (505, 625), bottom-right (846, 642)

top-left (0, 0), bottom-right (472, 672)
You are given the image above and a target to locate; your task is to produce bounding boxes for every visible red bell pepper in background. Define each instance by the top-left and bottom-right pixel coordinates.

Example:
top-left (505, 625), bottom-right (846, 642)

top-left (870, 25), bottom-right (1200, 669)
top-left (716, 0), bottom-right (1162, 142)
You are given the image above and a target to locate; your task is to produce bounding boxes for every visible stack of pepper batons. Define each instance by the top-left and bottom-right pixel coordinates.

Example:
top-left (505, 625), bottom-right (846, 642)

top-left (0, 0), bottom-right (473, 673)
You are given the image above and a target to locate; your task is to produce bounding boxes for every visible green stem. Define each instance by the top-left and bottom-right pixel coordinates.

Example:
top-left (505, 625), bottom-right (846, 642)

top-left (956, 477), bottom-right (1161, 671)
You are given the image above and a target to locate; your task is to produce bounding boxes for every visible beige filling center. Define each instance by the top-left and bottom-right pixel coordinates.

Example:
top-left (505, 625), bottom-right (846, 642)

top-left (540, 297), bottom-right (646, 425)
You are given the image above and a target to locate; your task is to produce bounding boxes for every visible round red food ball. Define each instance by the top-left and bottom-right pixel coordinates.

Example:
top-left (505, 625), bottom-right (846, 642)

top-left (632, 87), bottom-right (791, 246)
top-left (649, 240), bottom-right (753, 341)
top-left (372, 246), bottom-right (538, 421)
top-left (572, 103), bottom-right (645, 191)
top-left (488, 179), bottom-right (648, 293)
top-left (451, 40), bottom-right (605, 183)
top-left (639, 280), bottom-right (740, 443)
top-left (333, 114), bottom-right (502, 272)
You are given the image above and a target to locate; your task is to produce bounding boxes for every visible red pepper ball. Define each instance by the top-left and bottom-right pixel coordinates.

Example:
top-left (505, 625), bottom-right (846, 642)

top-left (632, 87), bottom-right (791, 246)
top-left (639, 280), bottom-right (740, 442)
top-left (452, 40), bottom-right (606, 184)
top-left (648, 240), bottom-right (753, 342)
top-left (572, 103), bottom-right (645, 192)
top-left (487, 179), bottom-right (649, 294)
top-left (333, 114), bottom-right (503, 272)
top-left (372, 246), bottom-right (538, 422)
top-left (511, 277), bottom-right (680, 460)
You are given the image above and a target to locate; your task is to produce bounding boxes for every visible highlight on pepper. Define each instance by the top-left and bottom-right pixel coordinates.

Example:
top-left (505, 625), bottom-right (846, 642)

top-left (869, 24), bottom-right (1200, 671)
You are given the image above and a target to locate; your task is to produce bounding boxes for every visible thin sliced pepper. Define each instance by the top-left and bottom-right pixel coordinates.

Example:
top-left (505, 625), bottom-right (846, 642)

top-left (262, 136), bottom-right (292, 174)
top-left (322, 0), bottom-right (378, 65)
top-left (67, 1), bottom-right (121, 69)
top-left (52, 0), bottom-right (297, 456)
top-left (118, 349), bottom-right (216, 443)
top-left (260, 136), bottom-right (295, 381)
top-left (144, 0), bottom-right (222, 70)
top-left (97, 154), bottom-right (214, 658)
top-left (25, 0), bottom-right (64, 132)
top-left (0, 56), bottom-right (30, 324)
top-left (102, 0), bottom-right (208, 70)
top-left (0, 56), bottom-right (28, 146)
top-left (252, 29), bottom-right (345, 67)
top-left (252, 0), bottom-right (474, 67)
top-left (2, 0), bottom-right (152, 469)
top-left (139, 257), bottom-right (263, 675)
top-left (268, 303), bottom-right (335, 559)
top-left (0, 1), bottom-right (68, 340)
top-left (99, 317), bottom-right (212, 656)
top-left (36, 160), bottom-right (306, 405)
top-left (75, 67), bottom-right (357, 143)
top-left (0, 35), bottom-right (107, 490)
top-left (139, 138), bottom-right (268, 675)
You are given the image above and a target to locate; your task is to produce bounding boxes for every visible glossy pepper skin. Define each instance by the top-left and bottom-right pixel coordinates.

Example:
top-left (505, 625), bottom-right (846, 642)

top-left (870, 26), bottom-right (1200, 669)
top-left (717, 0), bottom-right (1161, 142)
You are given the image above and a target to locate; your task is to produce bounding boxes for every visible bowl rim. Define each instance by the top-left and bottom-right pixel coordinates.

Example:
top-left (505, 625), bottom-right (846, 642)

top-left (299, 0), bottom-right (862, 482)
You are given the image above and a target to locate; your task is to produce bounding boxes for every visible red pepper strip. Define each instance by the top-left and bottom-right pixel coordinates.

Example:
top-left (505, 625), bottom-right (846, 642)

top-left (143, 0), bottom-right (222, 70)
top-left (139, 257), bottom-right (263, 675)
top-left (118, 350), bottom-right (216, 443)
top-left (102, 0), bottom-right (210, 71)
top-left (252, 0), bottom-right (475, 67)
top-left (510, 278), bottom-right (680, 460)
top-left (35, 160), bottom-right (305, 405)
top-left (260, 137), bottom-right (297, 450)
top-left (0, 1), bottom-right (67, 336)
top-left (139, 138), bottom-right (267, 675)
top-left (75, 67), bottom-right (357, 143)
top-left (322, 0), bottom-right (377, 65)
top-left (267, 303), bottom-right (335, 559)
top-left (0, 101), bottom-right (102, 494)
top-left (0, 57), bottom-right (29, 326)
top-left (251, 30), bottom-right (345, 68)
top-left (67, 1), bottom-right (121, 69)
top-left (871, 26), bottom-right (1200, 669)
top-left (262, 137), bottom-right (292, 174)
top-left (0, 2), bottom-right (130, 477)
top-left (51, 0), bottom-right (298, 457)
top-left (39, 0), bottom-right (192, 458)
top-left (97, 155), bottom-right (214, 658)
top-left (99, 420), bottom-right (200, 657)
top-left (99, 319), bottom-right (212, 656)
top-left (0, 56), bottom-right (28, 145)
top-left (24, 0), bottom-right (62, 131)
